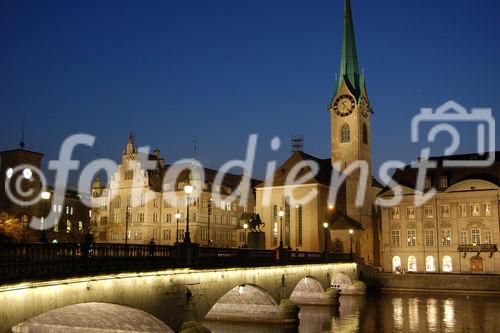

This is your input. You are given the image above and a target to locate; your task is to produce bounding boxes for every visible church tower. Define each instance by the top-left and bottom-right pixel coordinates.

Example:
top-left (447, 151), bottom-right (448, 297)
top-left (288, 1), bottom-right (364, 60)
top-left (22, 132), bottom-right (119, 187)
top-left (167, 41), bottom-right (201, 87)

top-left (329, 0), bottom-right (374, 260)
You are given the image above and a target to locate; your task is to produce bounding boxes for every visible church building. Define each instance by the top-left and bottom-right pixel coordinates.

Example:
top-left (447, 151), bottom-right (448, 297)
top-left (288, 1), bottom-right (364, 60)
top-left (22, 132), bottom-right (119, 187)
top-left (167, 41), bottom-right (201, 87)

top-left (255, 0), bottom-right (382, 265)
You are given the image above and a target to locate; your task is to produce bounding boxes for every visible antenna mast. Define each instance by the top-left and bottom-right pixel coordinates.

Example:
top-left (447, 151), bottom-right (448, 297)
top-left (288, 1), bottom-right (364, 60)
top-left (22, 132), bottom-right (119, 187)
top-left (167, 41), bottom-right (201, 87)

top-left (291, 134), bottom-right (304, 153)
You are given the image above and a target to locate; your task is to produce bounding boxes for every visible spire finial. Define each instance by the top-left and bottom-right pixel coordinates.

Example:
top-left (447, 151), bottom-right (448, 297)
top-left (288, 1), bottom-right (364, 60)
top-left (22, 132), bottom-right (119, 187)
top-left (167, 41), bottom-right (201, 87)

top-left (192, 139), bottom-right (197, 160)
top-left (336, 0), bottom-right (360, 96)
top-left (19, 114), bottom-right (26, 149)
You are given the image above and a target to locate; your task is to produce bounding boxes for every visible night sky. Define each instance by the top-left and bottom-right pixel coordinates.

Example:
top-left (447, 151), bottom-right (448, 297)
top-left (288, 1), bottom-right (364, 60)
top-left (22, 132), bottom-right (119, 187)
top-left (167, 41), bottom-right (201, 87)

top-left (0, 0), bottom-right (499, 184)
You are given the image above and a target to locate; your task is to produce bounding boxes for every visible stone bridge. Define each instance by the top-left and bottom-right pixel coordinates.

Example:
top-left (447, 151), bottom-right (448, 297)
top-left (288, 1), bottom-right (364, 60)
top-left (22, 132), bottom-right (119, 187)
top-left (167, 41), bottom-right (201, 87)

top-left (0, 262), bottom-right (358, 332)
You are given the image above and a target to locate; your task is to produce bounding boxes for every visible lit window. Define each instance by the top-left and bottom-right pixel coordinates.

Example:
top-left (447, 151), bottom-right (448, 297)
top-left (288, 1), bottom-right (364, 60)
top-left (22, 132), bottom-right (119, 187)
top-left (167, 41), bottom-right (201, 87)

top-left (391, 230), bottom-right (400, 247)
top-left (66, 220), bottom-right (71, 233)
top-left (440, 205), bottom-right (450, 218)
top-left (440, 177), bottom-right (448, 189)
top-left (78, 221), bottom-right (83, 231)
top-left (442, 256), bottom-right (452, 272)
top-left (484, 230), bottom-right (492, 244)
top-left (426, 256), bottom-right (435, 272)
top-left (460, 231), bottom-right (468, 245)
top-left (406, 207), bottom-right (415, 219)
top-left (391, 207), bottom-right (400, 220)
top-left (272, 205), bottom-right (278, 246)
top-left (458, 204), bottom-right (467, 217)
top-left (408, 256), bottom-right (417, 272)
top-left (424, 205), bottom-right (433, 219)
top-left (483, 203), bottom-right (491, 216)
top-left (425, 229), bottom-right (434, 246)
top-left (471, 229), bottom-right (481, 244)
top-left (407, 230), bottom-right (416, 247)
top-left (441, 229), bottom-right (452, 246)
top-left (297, 205), bottom-right (303, 246)
top-left (54, 221), bottom-right (59, 232)
top-left (392, 256), bottom-right (402, 272)
top-left (470, 203), bottom-right (480, 217)
top-left (111, 231), bottom-right (119, 240)
top-left (424, 178), bottom-right (431, 189)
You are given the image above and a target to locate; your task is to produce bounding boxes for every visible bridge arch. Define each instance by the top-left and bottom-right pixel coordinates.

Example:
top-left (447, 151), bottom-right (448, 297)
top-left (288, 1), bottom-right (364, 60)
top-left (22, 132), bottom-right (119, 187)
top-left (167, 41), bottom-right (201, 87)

top-left (290, 276), bottom-right (338, 305)
top-left (204, 284), bottom-right (298, 324)
top-left (11, 302), bottom-right (174, 332)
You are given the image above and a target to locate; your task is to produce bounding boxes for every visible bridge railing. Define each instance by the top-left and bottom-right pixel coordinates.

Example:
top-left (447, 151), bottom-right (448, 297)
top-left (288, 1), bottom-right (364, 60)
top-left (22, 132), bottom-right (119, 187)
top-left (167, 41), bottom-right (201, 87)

top-left (0, 242), bottom-right (361, 283)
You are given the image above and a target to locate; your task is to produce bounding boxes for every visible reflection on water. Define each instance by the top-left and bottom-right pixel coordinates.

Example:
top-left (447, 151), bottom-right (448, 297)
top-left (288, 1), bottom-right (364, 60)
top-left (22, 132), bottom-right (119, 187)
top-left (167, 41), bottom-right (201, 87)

top-left (203, 293), bottom-right (500, 333)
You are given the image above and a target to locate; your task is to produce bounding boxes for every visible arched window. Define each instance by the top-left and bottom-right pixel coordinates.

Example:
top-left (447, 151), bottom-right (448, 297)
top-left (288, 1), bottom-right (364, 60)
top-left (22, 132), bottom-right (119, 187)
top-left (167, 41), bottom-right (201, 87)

top-left (362, 123), bottom-right (368, 144)
top-left (272, 205), bottom-right (278, 246)
top-left (333, 238), bottom-right (343, 252)
top-left (408, 256), bottom-right (417, 272)
top-left (392, 256), bottom-right (401, 272)
top-left (341, 124), bottom-right (350, 143)
top-left (443, 256), bottom-right (453, 272)
top-left (426, 256), bottom-right (436, 272)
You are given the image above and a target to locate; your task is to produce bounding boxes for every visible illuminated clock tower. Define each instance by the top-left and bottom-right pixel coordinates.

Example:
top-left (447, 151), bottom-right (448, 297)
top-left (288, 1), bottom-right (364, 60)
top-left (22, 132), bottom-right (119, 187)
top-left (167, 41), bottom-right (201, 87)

top-left (328, 0), bottom-right (374, 260)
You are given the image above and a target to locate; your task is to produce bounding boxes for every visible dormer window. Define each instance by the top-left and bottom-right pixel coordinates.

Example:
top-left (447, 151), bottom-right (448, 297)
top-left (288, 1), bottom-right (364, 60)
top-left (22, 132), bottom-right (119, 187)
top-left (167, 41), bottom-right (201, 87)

top-left (440, 177), bottom-right (448, 189)
top-left (424, 177), bottom-right (431, 189)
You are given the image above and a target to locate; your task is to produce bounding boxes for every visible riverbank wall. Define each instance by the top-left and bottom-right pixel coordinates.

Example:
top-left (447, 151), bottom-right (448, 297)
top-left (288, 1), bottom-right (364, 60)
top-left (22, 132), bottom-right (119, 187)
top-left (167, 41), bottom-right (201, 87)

top-left (361, 267), bottom-right (500, 293)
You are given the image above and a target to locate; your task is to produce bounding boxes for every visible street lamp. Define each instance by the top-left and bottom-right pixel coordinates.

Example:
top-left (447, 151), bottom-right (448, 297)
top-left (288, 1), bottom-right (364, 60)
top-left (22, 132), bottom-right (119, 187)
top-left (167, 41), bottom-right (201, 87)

top-left (175, 211), bottom-right (181, 244)
top-left (243, 223), bottom-right (248, 248)
top-left (349, 229), bottom-right (354, 255)
top-left (183, 184), bottom-right (193, 243)
top-left (323, 222), bottom-right (329, 252)
top-left (40, 190), bottom-right (51, 242)
top-left (207, 198), bottom-right (213, 247)
top-left (125, 206), bottom-right (131, 245)
top-left (278, 208), bottom-right (285, 249)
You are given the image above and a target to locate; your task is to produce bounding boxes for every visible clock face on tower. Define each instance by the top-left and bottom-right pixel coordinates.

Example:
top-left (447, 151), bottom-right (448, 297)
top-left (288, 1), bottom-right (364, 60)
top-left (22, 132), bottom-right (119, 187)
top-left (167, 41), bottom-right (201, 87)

top-left (359, 97), bottom-right (370, 118)
top-left (332, 94), bottom-right (355, 117)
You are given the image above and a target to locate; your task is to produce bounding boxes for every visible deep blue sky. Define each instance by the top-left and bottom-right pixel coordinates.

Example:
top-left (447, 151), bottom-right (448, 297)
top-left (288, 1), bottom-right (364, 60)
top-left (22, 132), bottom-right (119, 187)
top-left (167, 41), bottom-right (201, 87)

top-left (1, 0), bottom-right (499, 183)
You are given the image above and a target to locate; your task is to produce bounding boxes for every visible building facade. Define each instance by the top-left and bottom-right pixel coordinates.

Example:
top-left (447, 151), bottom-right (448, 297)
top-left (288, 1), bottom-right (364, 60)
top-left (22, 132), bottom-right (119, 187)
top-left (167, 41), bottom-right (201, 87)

top-left (90, 135), bottom-right (256, 247)
top-left (378, 153), bottom-right (500, 274)
top-left (0, 147), bottom-right (91, 243)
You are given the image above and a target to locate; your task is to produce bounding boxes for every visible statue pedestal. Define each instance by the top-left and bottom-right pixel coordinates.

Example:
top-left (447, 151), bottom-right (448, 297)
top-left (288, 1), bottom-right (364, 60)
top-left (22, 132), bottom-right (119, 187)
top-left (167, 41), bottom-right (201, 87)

top-left (248, 232), bottom-right (266, 249)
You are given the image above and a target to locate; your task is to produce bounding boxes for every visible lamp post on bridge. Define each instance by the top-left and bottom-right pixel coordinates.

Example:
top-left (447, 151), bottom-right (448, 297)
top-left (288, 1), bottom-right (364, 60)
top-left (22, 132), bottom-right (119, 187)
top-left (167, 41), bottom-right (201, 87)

top-left (323, 222), bottom-right (329, 252)
top-left (175, 211), bottom-right (181, 244)
top-left (278, 208), bottom-right (284, 250)
top-left (243, 223), bottom-right (248, 248)
top-left (183, 184), bottom-right (193, 243)
top-left (125, 206), bottom-right (131, 245)
top-left (349, 228), bottom-right (354, 259)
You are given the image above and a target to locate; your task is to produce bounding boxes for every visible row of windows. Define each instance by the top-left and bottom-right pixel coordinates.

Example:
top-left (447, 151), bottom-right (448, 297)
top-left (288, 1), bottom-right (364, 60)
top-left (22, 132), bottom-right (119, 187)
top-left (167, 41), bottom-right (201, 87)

top-left (391, 202), bottom-right (492, 220)
top-left (109, 228), bottom-right (237, 242)
top-left (110, 212), bottom-right (237, 225)
top-left (340, 123), bottom-right (369, 144)
top-left (110, 194), bottom-right (241, 211)
top-left (53, 220), bottom-right (83, 233)
top-left (393, 255), bottom-right (453, 273)
top-left (391, 229), bottom-right (493, 247)
top-left (271, 202), bottom-right (301, 247)
top-left (424, 177), bottom-right (448, 189)
top-left (52, 205), bottom-right (75, 215)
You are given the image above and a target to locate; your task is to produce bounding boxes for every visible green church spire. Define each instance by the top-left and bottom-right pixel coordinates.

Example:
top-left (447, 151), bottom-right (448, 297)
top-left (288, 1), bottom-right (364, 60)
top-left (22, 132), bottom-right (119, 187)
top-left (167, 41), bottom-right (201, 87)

top-left (336, 0), bottom-right (360, 97)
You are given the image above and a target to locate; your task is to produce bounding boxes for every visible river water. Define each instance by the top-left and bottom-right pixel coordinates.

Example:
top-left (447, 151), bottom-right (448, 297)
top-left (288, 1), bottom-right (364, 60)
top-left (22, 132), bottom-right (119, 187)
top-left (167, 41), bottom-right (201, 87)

top-left (203, 292), bottom-right (500, 333)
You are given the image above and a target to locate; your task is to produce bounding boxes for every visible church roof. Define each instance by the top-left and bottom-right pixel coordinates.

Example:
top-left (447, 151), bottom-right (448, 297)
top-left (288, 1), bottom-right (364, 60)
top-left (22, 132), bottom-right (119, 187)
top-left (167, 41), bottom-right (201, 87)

top-left (379, 151), bottom-right (500, 194)
top-left (256, 151), bottom-right (333, 188)
top-left (328, 210), bottom-right (364, 230)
